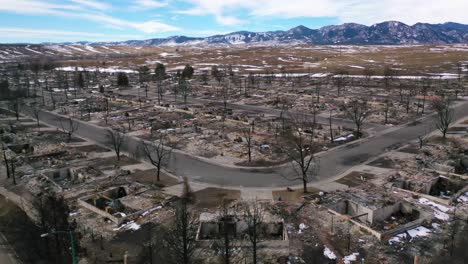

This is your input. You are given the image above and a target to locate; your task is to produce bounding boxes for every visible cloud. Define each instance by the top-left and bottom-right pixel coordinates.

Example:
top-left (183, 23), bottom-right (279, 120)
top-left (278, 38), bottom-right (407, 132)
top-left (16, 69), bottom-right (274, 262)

top-left (133, 0), bottom-right (168, 9)
top-left (0, 0), bottom-right (180, 34)
top-left (0, 27), bottom-right (141, 42)
top-left (136, 21), bottom-right (180, 33)
top-left (70, 0), bottom-right (110, 11)
top-left (178, 0), bottom-right (468, 26)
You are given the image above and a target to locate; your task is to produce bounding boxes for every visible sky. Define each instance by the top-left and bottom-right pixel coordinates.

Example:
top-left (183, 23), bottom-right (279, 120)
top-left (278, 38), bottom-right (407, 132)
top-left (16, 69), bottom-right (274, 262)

top-left (0, 0), bottom-right (467, 43)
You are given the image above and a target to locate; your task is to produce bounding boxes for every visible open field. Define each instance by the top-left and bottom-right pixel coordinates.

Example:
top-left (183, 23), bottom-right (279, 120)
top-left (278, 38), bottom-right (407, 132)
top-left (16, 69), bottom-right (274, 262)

top-left (1, 44), bottom-right (467, 75)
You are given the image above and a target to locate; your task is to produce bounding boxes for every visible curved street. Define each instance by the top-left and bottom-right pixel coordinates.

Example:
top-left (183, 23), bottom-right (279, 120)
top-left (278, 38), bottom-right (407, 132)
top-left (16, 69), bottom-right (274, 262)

top-left (33, 100), bottom-right (468, 188)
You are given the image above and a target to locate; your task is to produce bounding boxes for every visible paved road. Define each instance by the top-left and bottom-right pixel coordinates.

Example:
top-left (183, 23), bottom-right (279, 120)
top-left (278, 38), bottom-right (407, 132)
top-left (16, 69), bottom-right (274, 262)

top-left (118, 89), bottom-right (387, 133)
top-left (0, 233), bottom-right (17, 264)
top-left (31, 100), bottom-right (468, 188)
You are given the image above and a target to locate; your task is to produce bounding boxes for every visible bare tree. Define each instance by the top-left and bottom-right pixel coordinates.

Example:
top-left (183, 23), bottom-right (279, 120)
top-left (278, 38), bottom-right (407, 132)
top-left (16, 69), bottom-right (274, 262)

top-left (243, 200), bottom-right (265, 264)
top-left (106, 128), bottom-right (127, 161)
top-left (281, 114), bottom-right (319, 193)
top-left (31, 105), bottom-right (41, 129)
top-left (243, 127), bottom-right (253, 163)
top-left (59, 117), bottom-right (79, 142)
top-left (213, 200), bottom-right (238, 264)
top-left (383, 99), bottom-right (391, 125)
top-left (8, 98), bottom-right (22, 121)
top-left (362, 67), bottom-right (375, 88)
top-left (334, 69), bottom-right (348, 97)
top-left (383, 65), bottom-right (396, 90)
top-left (432, 98), bottom-right (454, 139)
top-left (1, 144), bottom-right (10, 179)
top-left (163, 199), bottom-right (198, 264)
top-left (179, 78), bottom-right (191, 105)
top-left (344, 100), bottom-right (370, 137)
top-left (456, 62), bottom-right (464, 96)
top-left (328, 108), bottom-right (334, 143)
top-left (138, 135), bottom-right (172, 182)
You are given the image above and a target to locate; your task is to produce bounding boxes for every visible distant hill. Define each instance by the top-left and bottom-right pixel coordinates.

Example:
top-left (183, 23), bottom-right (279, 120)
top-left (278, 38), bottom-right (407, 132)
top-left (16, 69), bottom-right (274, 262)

top-left (91, 21), bottom-right (468, 46)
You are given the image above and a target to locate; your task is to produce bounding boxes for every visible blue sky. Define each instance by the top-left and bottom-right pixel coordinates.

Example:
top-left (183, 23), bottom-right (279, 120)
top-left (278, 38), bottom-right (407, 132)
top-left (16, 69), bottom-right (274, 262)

top-left (0, 0), bottom-right (467, 43)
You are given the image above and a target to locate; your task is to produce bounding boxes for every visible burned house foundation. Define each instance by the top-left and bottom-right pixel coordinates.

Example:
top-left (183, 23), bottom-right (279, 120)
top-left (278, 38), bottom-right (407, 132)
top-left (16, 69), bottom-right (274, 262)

top-left (325, 193), bottom-right (432, 241)
top-left (78, 185), bottom-right (169, 226)
top-left (197, 212), bottom-right (288, 243)
top-left (393, 175), bottom-right (468, 205)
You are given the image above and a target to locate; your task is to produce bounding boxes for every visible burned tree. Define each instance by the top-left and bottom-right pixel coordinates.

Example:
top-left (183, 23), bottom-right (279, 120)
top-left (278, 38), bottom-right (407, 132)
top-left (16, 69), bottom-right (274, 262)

top-left (106, 128), bottom-right (127, 161)
top-left (163, 199), bottom-right (198, 264)
top-left (1, 144), bottom-right (10, 179)
top-left (243, 200), bottom-right (265, 264)
top-left (213, 200), bottom-right (239, 264)
top-left (31, 106), bottom-right (41, 129)
top-left (8, 98), bottom-right (22, 121)
top-left (343, 100), bottom-right (370, 137)
top-left (243, 127), bottom-right (254, 163)
top-left (432, 98), bottom-right (454, 139)
top-left (212, 65), bottom-right (223, 84)
top-left (59, 118), bottom-right (79, 142)
top-left (200, 71), bottom-right (209, 85)
top-left (281, 114), bottom-right (319, 193)
top-left (383, 99), bottom-right (391, 125)
top-left (35, 192), bottom-right (80, 264)
top-left (383, 65), bottom-right (396, 90)
top-left (138, 135), bottom-right (172, 182)
top-left (334, 69), bottom-right (348, 97)
top-left (179, 78), bottom-right (191, 105)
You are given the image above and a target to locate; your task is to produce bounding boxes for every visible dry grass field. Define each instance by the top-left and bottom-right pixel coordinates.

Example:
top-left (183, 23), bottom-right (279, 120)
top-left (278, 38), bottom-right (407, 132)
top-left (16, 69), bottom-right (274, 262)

top-left (1, 44), bottom-right (466, 75)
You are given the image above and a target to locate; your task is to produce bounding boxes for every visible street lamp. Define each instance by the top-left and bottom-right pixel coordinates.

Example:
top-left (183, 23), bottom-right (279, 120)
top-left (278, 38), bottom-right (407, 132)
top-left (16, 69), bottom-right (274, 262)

top-left (41, 230), bottom-right (77, 264)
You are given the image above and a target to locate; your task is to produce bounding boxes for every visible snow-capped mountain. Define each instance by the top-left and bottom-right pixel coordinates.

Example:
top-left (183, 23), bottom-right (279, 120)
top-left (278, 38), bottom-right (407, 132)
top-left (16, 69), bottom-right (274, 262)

top-left (95, 21), bottom-right (468, 46)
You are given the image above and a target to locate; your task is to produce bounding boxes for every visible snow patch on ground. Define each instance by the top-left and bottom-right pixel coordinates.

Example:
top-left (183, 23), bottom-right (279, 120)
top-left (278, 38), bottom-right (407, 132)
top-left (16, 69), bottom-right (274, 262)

top-left (407, 226), bottom-right (431, 240)
top-left (84, 45), bottom-right (102, 53)
top-left (418, 198), bottom-right (451, 212)
top-left (113, 221), bottom-right (141, 231)
top-left (389, 233), bottom-right (407, 244)
top-left (160, 52), bottom-right (179, 57)
top-left (68, 45), bottom-right (87, 52)
top-left (418, 197), bottom-right (452, 220)
top-left (323, 247), bottom-right (336, 260)
top-left (457, 192), bottom-right (468, 204)
top-left (348, 65), bottom-right (365, 69)
top-left (343, 252), bottom-right (359, 264)
top-left (47, 45), bottom-right (72, 54)
top-left (298, 223), bottom-right (308, 234)
top-left (57, 66), bottom-right (137, 74)
top-left (433, 210), bottom-right (449, 221)
top-left (101, 46), bottom-right (121, 54)
top-left (25, 47), bottom-right (43, 55)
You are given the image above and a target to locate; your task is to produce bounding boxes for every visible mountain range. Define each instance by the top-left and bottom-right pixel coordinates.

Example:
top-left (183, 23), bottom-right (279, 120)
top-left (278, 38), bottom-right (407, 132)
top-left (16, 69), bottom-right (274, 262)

top-left (90, 21), bottom-right (468, 46)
